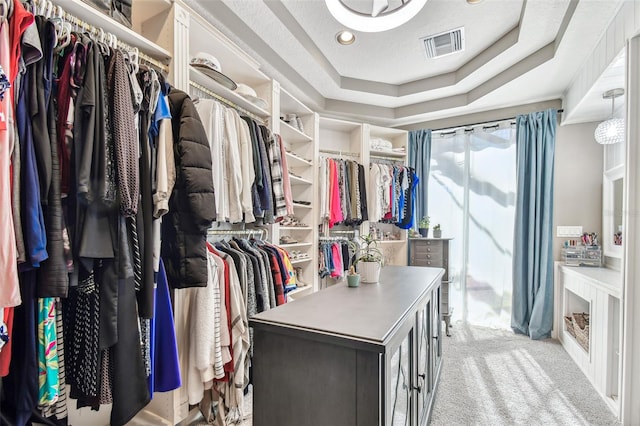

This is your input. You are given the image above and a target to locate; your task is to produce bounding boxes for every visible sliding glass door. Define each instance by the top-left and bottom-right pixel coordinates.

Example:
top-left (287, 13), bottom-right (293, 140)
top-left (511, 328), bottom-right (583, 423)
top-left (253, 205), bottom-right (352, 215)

top-left (428, 125), bottom-right (516, 328)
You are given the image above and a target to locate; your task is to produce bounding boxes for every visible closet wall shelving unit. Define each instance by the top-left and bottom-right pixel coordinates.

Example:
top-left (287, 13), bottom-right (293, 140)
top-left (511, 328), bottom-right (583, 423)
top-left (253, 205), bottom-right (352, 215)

top-left (271, 83), bottom-right (320, 299)
top-left (317, 117), bottom-right (364, 286)
top-left (316, 118), bottom-right (410, 283)
top-left (363, 124), bottom-right (410, 267)
top-left (136, 2), bottom-right (284, 423)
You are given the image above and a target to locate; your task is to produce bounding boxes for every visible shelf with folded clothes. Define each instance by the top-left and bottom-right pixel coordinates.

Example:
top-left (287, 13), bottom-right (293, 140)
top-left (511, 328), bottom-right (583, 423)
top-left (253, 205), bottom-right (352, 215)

top-left (285, 151), bottom-right (313, 168)
top-left (189, 68), bottom-right (271, 119)
top-left (367, 124), bottom-right (408, 162)
top-left (56, 0), bottom-right (172, 63)
top-left (369, 149), bottom-right (407, 159)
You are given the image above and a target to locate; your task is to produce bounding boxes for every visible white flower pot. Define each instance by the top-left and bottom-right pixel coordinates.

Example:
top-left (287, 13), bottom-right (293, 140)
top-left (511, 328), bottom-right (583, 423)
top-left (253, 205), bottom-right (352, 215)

top-left (359, 261), bottom-right (381, 283)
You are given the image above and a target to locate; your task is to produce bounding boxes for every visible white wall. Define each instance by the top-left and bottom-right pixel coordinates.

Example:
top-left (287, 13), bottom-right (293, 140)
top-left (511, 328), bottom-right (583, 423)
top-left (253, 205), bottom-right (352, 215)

top-left (553, 121), bottom-right (603, 261)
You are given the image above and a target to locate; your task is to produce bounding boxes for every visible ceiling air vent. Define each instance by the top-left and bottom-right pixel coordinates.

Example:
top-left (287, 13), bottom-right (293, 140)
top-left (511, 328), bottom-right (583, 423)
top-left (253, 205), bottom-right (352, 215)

top-left (421, 27), bottom-right (465, 59)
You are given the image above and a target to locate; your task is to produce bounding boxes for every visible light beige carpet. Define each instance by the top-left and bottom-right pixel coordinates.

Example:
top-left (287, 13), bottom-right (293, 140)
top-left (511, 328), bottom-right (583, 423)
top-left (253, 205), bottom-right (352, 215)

top-left (430, 323), bottom-right (620, 426)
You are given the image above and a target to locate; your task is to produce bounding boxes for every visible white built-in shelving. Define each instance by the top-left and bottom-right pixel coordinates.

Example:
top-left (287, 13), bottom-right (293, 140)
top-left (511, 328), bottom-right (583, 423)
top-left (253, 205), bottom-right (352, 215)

top-left (364, 124), bottom-right (409, 267)
top-left (272, 84), bottom-right (319, 297)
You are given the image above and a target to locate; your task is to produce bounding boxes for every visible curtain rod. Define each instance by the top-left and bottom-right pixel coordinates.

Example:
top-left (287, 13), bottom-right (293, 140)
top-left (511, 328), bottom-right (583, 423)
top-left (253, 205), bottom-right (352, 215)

top-left (189, 81), bottom-right (266, 123)
top-left (431, 108), bottom-right (564, 132)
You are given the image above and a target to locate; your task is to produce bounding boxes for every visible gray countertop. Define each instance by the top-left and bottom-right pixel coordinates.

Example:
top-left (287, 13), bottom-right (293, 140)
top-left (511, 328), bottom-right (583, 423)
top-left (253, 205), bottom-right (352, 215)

top-left (250, 265), bottom-right (444, 347)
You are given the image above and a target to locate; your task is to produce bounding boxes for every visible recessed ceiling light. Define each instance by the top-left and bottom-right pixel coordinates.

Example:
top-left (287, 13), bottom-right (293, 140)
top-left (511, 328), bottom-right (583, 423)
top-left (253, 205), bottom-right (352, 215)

top-left (336, 30), bottom-right (355, 45)
top-left (466, 0), bottom-right (483, 3)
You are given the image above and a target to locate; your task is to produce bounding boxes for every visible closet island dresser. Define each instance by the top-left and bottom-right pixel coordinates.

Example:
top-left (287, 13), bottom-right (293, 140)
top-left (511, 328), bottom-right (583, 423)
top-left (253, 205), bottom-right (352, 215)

top-left (250, 266), bottom-right (445, 426)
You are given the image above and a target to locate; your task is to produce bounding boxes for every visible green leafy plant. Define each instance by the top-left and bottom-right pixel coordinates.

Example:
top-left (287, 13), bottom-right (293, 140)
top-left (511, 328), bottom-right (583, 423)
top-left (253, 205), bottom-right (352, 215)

top-left (350, 233), bottom-right (384, 265)
top-left (419, 216), bottom-right (430, 229)
top-left (433, 224), bottom-right (441, 230)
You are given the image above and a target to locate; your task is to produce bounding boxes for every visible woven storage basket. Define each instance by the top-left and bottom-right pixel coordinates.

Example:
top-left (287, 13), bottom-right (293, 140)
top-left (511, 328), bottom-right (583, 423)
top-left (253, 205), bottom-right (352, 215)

top-left (564, 316), bottom-right (576, 338)
top-left (572, 312), bottom-right (590, 352)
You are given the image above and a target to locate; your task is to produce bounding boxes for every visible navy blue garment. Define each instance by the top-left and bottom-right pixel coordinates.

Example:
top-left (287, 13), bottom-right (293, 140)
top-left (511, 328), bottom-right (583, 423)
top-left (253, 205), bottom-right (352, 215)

top-left (1, 271), bottom-right (38, 426)
top-left (17, 71), bottom-right (48, 267)
top-left (241, 117), bottom-right (263, 219)
top-left (397, 170), bottom-right (419, 230)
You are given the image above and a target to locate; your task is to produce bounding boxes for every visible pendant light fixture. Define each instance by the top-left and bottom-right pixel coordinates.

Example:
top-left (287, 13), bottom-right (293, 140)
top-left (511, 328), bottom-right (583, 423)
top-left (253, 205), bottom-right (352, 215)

top-left (325, 0), bottom-right (428, 33)
top-left (594, 88), bottom-right (625, 145)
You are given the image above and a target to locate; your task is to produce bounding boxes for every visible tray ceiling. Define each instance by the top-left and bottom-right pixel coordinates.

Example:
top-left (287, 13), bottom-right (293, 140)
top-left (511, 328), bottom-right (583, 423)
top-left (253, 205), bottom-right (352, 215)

top-left (187, 0), bottom-right (624, 127)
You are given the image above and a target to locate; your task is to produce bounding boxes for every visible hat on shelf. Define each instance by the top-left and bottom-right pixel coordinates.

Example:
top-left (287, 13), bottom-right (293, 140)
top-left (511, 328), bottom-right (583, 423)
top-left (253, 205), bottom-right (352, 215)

top-left (190, 52), bottom-right (237, 90)
top-left (235, 83), bottom-right (268, 110)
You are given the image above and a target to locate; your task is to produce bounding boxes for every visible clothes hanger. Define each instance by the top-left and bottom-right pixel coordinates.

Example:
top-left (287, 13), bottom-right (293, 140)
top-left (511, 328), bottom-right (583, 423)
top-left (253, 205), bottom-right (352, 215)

top-left (54, 24), bottom-right (71, 53)
top-left (126, 47), bottom-right (139, 74)
top-left (45, 0), bottom-right (54, 18)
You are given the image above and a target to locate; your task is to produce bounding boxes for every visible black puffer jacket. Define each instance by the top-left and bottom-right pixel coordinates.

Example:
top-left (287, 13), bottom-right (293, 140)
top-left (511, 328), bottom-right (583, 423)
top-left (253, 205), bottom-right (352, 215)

top-left (162, 87), bottom-right (216, 288)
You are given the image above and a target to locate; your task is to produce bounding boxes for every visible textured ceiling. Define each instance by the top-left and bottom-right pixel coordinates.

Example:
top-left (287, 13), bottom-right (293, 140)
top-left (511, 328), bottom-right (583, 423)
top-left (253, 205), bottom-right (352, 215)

top-left (187, 0), bottom-right (625, 127)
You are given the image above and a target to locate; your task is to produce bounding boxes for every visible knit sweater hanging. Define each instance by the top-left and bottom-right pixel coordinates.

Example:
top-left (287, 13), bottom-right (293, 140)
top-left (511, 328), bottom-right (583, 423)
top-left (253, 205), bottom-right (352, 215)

top-left (108, 49), bottom-right (140, 217)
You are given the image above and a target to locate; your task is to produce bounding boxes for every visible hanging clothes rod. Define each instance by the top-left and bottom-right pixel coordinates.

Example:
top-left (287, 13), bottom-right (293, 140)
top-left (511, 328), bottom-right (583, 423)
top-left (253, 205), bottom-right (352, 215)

top-left (60, 11), bottom-right (169, 73)
top-left (319, 149), bottom-right (360, 158)
top-left (370, 153), bottom-right (405, 161)
top-left (207, 228), bottom-right (267, 239)
top-left (319, 236), bottom-right (350, 242)
top-left (189, 81), bottom-right (266, 123)
top-left (329, 230), bottom-right (356, 234)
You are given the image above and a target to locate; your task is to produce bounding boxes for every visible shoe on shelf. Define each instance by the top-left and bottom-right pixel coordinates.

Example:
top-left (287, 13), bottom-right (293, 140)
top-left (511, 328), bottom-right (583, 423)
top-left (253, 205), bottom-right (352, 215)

top-left (280, 235), bottom-right (298, 245)
top-left (281, 215), bottom-right (308, 227)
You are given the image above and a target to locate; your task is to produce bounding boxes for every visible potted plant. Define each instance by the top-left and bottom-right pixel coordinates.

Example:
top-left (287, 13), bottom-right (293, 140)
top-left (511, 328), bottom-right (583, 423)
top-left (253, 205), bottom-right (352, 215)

top-left (433, 224), bottom-right (442, 238)
top-left (346, 265), bottom-right (360, 288)
top-left (352, 233), bottom-right (384, 283)
top-left (418, 216), bottom-right (430, 238)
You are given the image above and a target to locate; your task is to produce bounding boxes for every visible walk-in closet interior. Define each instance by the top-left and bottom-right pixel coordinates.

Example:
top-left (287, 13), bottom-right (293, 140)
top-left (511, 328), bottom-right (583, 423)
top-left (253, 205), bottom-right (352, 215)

top-left (1, 0), bottom-right (640, 425)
